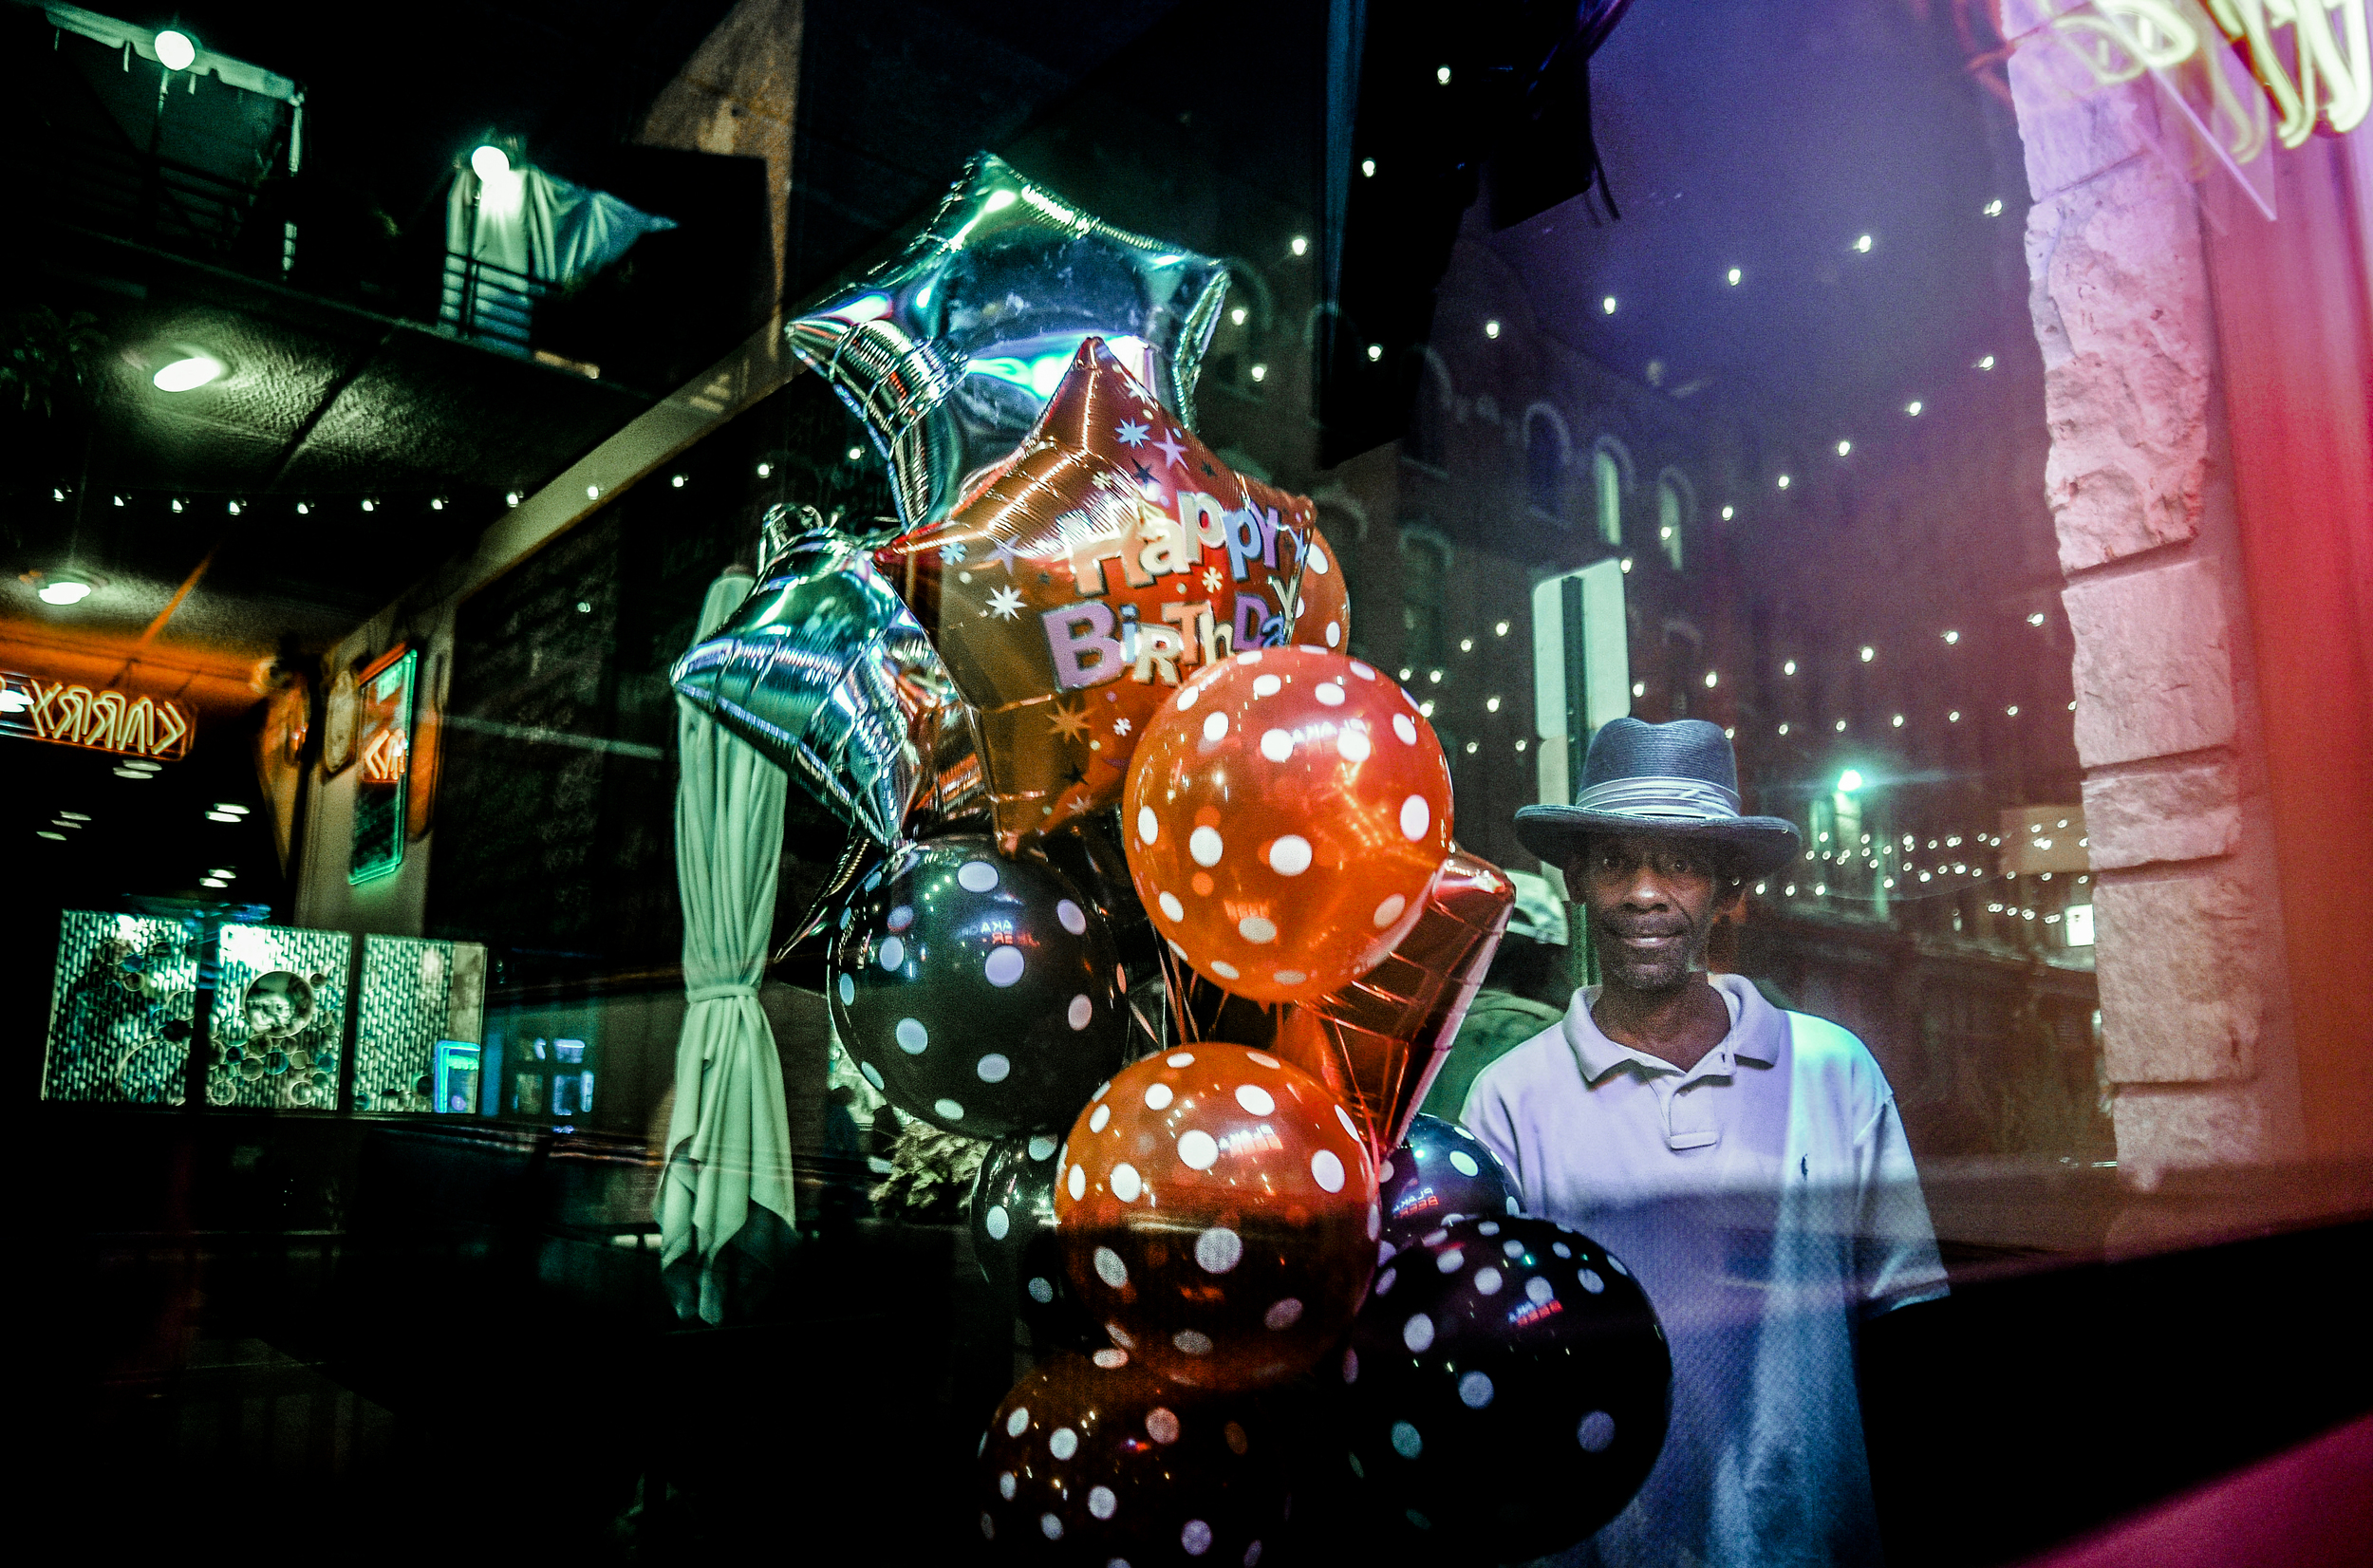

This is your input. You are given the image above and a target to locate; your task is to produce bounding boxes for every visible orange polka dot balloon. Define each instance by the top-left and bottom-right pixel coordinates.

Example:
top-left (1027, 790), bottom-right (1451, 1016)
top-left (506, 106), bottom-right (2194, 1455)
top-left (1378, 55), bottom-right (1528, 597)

top-left (1122, 646), bottom-right (1452, 1006)
top-left (1055, 1043), bottom-right (1379, 1391)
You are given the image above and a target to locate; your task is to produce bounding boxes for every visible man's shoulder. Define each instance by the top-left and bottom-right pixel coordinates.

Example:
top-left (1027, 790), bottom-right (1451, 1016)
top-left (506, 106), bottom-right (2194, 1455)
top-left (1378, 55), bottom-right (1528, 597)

top-left (1776, 1006), bottom-right (1893, 1106)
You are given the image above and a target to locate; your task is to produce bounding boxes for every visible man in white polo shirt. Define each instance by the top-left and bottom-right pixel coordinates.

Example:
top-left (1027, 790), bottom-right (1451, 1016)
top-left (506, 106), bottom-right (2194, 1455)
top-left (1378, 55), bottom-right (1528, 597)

top-left (1463, 718), bottom-right (1945, 1568)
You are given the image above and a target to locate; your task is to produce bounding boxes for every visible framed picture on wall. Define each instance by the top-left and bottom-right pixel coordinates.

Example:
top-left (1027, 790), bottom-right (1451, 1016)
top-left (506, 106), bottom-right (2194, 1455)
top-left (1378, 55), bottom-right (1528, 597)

top-left (349, 646), bottom-right (416, 887)
top-left (321, 665), bottom-right (358, 775)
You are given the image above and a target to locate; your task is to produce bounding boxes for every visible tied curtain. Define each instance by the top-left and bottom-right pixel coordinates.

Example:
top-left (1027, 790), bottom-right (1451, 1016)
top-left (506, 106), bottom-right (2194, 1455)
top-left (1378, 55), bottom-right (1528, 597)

top-left (658, 568), bottom-right (795, 1323)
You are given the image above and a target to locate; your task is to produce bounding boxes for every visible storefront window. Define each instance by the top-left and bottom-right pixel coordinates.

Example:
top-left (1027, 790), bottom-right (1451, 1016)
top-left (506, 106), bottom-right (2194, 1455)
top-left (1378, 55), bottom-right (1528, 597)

top-left (12, 0), bottom-right (2370, 1560)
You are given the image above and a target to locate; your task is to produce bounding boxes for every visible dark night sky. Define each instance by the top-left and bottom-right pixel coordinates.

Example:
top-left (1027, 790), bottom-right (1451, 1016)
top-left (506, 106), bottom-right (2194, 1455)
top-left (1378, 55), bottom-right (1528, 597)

top-left (1490, 0), bottom-right (2033, 451)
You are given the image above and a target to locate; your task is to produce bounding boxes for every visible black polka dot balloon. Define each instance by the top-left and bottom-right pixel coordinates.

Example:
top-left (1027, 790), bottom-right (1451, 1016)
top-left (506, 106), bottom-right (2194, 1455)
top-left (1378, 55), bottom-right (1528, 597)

top-left (1377, 1114), bottom-right (1522, 1245)
top-left (832, 835), bottom-right (1130, 1138)
top-left (1334, 1214), bottom-right (1670, 1561)
top-left (978, 1351), bottom-right (1288, 1565)
top-left (973, 1129), bottom-right (1100, 1354)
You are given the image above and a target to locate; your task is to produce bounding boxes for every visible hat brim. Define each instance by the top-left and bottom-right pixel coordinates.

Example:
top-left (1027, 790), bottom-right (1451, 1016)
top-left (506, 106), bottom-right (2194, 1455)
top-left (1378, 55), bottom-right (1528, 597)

top-left (1514, 805), bottom-right (1804, 880)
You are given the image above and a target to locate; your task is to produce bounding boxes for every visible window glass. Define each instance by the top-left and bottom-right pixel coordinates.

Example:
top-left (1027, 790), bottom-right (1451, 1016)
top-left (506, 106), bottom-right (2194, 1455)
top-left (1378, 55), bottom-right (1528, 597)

top-left (12, 1), bottom-right (2369, 1559)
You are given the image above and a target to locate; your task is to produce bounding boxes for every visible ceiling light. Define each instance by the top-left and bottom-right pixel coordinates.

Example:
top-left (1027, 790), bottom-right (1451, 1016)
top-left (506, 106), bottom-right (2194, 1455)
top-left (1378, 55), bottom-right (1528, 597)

top-left (361, 498), bottom-right (375, 512)
top-left (1778, 723), bottom-right (1789, 735)
top-left (1632, 681), bottom-right (1645, 698)
top-left (153, 353), bottom-right (227, 392)
top-left (1977, 355), bottom-right (1995, 369)
top-left (1619, 557), bottom-right (1634, 573)
top-left (505, 492), bottom-right (521, 506)
top-left (1494, 621), bottom-right (1509, 636)
top-left (38, 831), bottom-right (65, 841)
top-left (1367, 344), bottom-right (1383, 362)
top-left (1777, 474), bottom-right (1791, 489)
top-left (1361, 159), bottom-right (1376, 177)
top-left (1721, 504), bottom-right (1735, 520)
top-left (1859, 645), bottom-right (1875, 662)
top-left (1891, 714), bottom-right (1904, 727)
top-left (296, 502), bottom-right (309, 514)
top-left (1704, 670), bottom-right (1717, 688)
top-left (1948, 710), bottom-right (1960, 722)
top-left (1783, 660), bottom-right (1797, 676)
top-left (200, 877), bottom-right (227, 888)
top-left (1290, 235), bottom-right (1310, 256)
top-left (1428, 669), bottom-right (1443, 683)
top-left (1836, 439), bottom-right (1853, 457)
top-left (228, 499), bottom-right (242, 514)
top-left (170, 497), bottom-right (183, 513)
top-left (1943, 629), bottom-right (1959, 644)
top-left (1601, 296), bottom-right (1617, 314)
top-left (113, 766), bottom-right (149, 778)
top-left (1906, 401), bottom-right (1923, 416)
top-left (431, 497), bottom-right (444, 510)
top-left (757, 462), bottom-right (772, 477)
top-left (1485, 320), bottom-right (1501, 339)
top-left (1726, 268), bottom-right (1742, 286)
top-left (1485, 696), bottom-right (1501, 712)
top-left (1854, 233), bottom-right (1874, 252)
top-left (206, 810), bottom-right (240, 823)
top-left (1435, 65), bottom-right (1451, 84)
top-left (1834, 719), bottom-right (1847, 731)
top-left (2006, 704), bottom-right (2020, 716)
top-left (1984, 198), bottom-right (2004, 216)
top-left (2027, 611), bottom-right (2046, 625)
top-left (58, 811), bottom-right (89, 821)
top-left (214, 802), bottom-right (251, 815)
top-left (472, 144), bottom-right (512, 181)
top-left (671, 475), bottom-right (686, 488)
top-left (155, 28), bottom-right (196, 70)
top-left (1458, 638), bottom-right (1472, 652)
top-left (209, 868), bottom-right (234, 877)
top-left (1249, 364), bottom-right (1267, 382)
top-left (36, 576), bottom-right (93, 606)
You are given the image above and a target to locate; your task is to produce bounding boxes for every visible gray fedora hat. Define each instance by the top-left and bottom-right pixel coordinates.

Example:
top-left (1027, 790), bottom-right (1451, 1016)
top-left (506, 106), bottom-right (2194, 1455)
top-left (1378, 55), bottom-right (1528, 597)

top-left (1515, 717), bottom-right (1803, 877)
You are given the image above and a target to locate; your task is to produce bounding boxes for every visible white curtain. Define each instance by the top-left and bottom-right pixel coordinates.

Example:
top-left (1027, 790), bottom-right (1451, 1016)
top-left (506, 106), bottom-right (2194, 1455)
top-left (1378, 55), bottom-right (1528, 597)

top-left (658, 569), bottom-right (794, 1323)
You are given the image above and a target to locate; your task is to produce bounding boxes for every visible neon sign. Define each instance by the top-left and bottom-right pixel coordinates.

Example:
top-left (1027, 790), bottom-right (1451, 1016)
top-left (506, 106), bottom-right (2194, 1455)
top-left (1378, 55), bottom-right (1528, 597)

top-left (0, 672), bottom-right (193, 759)
top-left (2045, 0), bottom-right (2369, 148)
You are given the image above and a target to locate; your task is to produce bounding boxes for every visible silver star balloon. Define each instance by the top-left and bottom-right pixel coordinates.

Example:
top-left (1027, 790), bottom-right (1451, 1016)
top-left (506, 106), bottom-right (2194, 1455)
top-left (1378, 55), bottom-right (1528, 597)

top-left (787, 152), bottom-right (1229, 536)
top-left (672, 507), bottom-right (987, 845)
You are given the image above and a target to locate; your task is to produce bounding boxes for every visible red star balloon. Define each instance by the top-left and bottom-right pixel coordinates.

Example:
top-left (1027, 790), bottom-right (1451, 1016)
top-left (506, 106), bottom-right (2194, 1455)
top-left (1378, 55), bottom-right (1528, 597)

top-left (1270, 849), bottom-right (1517, 1162)
top-left (1123, 646), bottom-right (1455, 1007)
top-left (881, 339), bottom-right (1322, 851)
top-left (1055, 1043), bottom-right (1378, 1391)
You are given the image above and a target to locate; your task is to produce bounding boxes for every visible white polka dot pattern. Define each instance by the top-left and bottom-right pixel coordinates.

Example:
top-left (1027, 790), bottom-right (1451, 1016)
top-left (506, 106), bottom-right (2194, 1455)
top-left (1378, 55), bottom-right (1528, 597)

top-left (1054, 1042), bottom-right (1377, 1391)
top-left (1119, 646), bottom-right (1452, 1006)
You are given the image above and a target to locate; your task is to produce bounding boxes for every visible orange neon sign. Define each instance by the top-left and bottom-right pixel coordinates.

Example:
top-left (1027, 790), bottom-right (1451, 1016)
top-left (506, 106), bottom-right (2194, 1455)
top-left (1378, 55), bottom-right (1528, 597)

top-left (1, 672), bottom-right (193, 759)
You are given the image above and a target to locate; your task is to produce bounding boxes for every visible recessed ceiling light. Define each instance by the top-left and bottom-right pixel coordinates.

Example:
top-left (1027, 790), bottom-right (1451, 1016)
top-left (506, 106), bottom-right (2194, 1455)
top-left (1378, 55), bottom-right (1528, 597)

top-left (153, 353), bottom-right (227, 393)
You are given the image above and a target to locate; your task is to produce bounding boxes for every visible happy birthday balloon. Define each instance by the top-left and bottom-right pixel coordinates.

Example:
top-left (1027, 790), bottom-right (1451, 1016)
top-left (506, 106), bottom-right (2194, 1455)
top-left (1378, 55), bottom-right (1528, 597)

top-left (831, 836), bottom-right (1129, 1137)
top-left (1236, 518), bottom-right (1352, 655)
top-left (671, 512), bottom-right (986, 845)
top-left (1124, 647), bottom-right (1453, 1006)
top-left (1269, 849), bottom-right (1515, 1158)
top-left (976, 1351), bottom-right (1289, 1564)
top-left (1374, 1114), bottom-right (1522, 1243)
top-left (788, 153), bottom-right (1229, 537)
top-left (1055, 1043), bottom-right (1377, 1391)
top-left (1336, 1214), bottom-right (1671, 1561)
top-left (884, 340), bottom-right (1322, 849)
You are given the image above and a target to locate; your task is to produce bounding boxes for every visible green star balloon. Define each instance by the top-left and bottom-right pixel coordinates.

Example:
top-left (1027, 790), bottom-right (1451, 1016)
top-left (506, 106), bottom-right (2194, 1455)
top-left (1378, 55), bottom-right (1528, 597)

top-left (786, 153), bottom-right (1229, 538)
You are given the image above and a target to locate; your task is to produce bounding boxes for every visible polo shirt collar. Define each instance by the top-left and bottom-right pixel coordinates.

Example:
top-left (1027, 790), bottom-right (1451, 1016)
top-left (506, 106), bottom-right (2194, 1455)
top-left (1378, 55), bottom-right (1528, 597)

top-left (1563, 973), bottom-right (1784, 1085)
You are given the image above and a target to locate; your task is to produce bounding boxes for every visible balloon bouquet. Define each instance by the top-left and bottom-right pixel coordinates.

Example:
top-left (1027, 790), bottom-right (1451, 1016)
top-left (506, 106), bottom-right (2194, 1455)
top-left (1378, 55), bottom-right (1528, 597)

top-left (672, 153), bottom-right (1667, 1563)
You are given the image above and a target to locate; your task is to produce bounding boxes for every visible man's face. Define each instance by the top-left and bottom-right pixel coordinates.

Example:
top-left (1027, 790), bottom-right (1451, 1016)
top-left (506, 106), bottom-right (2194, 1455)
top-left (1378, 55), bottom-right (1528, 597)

top-left (1569, 833), bottom-right (1730, 995)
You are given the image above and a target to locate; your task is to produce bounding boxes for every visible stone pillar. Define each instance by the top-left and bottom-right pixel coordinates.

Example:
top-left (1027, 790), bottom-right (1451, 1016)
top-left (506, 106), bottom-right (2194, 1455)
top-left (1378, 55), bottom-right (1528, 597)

top-left (2006, 40), bottom-right (2306, 1182)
